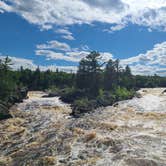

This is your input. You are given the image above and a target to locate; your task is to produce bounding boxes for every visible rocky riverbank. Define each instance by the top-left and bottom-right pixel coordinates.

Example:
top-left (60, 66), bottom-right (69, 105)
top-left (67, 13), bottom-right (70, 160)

top-left (0, 87), bottom-right (28, 120)
top-left (0, 89), bottom-right (166, 166)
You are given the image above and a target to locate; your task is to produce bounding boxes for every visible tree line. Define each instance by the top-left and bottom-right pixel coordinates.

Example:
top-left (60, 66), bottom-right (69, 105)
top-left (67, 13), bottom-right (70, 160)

top-left (0, 52), bottom-right (166, 118)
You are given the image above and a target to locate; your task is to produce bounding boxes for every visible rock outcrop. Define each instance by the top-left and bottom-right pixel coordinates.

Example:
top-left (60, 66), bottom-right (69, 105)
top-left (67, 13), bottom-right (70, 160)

top-left (0, 101), bottom-right (12, 120)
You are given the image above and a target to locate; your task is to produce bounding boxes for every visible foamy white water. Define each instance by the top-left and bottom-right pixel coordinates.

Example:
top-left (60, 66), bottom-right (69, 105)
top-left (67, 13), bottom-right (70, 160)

top-left (121, 94), bottom-right (166, 112)
top-left (0, 89), bottom-right (166, 166)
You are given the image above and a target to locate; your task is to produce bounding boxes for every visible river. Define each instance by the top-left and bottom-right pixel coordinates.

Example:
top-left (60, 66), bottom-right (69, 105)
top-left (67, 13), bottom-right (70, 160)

top-left (0, 89), bottom-right (166, 166)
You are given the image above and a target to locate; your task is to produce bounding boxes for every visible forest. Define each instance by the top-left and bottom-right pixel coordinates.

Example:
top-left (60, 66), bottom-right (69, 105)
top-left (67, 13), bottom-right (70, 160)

top-left (1, 51), bottom-right (166, 118)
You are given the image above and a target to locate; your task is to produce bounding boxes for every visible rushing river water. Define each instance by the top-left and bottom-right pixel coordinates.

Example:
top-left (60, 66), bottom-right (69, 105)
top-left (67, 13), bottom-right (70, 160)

top-left (0, 89), bottom-right (166, 166)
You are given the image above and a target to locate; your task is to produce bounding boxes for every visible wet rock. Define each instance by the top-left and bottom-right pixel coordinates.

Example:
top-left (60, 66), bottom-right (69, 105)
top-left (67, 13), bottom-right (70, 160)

top-left (0, 101), bottom-right (12, 120)
top-left (38, 156), bottom-right (57, 165)
top-left (42, 92), bottom-right (58, 98)
top-left (161, 89), bottom-right (166, 94)
top-left (135, 92), bottom-right (142, 98)
top-left (125, 158), bottom-right (160, 166)
top-left (84, 131), bottom-right (96, 142)
top-left (97, 137), bottom-right (122, 153)
top-left (113, 102), bottom-right (119, 107)
top-left (0, 157), bottom-right (12, 166)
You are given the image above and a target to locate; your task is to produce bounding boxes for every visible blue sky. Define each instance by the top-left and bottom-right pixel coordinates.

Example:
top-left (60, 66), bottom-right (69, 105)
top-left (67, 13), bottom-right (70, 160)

top-left (0, 0), bottom-right (166, 75)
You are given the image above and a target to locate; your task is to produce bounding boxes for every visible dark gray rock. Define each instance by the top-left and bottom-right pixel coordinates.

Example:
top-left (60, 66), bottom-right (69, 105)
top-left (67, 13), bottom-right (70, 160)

top-left (125, 158), bottom-right (163, 166)
top-left (162, 89), bottom-right (166, 94)
top-left (0, 101), bottom-right (12, 120)
top-left (135, 92), bottom-right (142, 98)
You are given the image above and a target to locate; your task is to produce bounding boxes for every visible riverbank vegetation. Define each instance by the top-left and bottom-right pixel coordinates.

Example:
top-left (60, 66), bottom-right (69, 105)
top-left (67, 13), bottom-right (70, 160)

top-left (1, 52), bottom-right (166, 118)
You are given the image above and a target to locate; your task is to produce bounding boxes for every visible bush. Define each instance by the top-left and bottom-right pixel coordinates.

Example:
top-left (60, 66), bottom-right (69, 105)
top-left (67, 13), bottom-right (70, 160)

top-left (71, 98), bottom-right (98, 117)
top-left (114, 87), bottom-right (135, 101)
top-left (60, 87), bottom-right (85, 103)
top-left (68, 87), bottom-right (135, 117)
top-left (97, 89), bottom-right (116, 107)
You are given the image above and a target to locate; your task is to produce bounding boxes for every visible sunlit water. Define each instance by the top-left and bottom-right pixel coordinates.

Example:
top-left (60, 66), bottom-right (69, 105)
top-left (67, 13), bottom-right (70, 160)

top-left (0, 89), bottom-right (166, 166)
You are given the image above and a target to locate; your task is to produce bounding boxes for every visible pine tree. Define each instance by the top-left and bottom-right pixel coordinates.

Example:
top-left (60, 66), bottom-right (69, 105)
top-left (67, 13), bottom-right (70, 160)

top-left (76, 51), bottom-right (102, 96)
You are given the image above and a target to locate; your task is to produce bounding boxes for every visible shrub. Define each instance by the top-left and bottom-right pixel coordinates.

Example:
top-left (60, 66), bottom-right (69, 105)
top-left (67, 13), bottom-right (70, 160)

top-left (71, 98), bottom-right (98, 117)
top-left (114, 87), bottom-right (135, 101)
top-left (97, 89), bottom-right (116, 107)
top-left (60, 87), bottom-right (85, 103)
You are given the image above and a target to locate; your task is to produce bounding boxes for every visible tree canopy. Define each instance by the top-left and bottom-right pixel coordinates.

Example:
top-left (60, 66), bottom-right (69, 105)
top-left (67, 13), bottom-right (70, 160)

top-left (0, 52), bottom-right (166, 118)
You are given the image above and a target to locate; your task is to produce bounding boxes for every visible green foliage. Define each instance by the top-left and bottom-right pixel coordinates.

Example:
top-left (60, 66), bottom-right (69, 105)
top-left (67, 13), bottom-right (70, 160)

top-left (72, 98), bottom-right (98, 117)
top-left (60, 87), bottom-right (85, 103)
top-left (97, 90), bottom-right (116, 107)
top-left (0, 58), bottom-right (28, 119)
top-left (76, 51), bottom-right (102, 96)
top-left (1, 52), bottom-right (166, 118)
top-left (114, 87), bottom-right (135, 101)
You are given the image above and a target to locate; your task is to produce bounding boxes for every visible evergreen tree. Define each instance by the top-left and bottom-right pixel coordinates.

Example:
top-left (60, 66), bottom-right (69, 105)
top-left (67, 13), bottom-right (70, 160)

top-left (122, 65), bottom-right (134, 89)
top-left (32, 67), bottom-right (41, 90)
top-left (76, 51), bottom-right (102, 96)
top-left (104, 59), bottom-right (115, 90)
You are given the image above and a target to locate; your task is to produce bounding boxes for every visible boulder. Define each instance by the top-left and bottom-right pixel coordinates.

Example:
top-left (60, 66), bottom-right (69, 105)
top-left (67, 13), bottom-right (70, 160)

top-left (0, 101), bottom-right (12, 120)
top-left (125, 158), bottom-right (160, 166)
top-left (161, 89), bottom-right (166, 94)
top-left (42, 92), bottom-right (58, 98)
top-left (135, 92), bottom-right (142, 98)
top-left (113, 102), bottom-right (119, 107)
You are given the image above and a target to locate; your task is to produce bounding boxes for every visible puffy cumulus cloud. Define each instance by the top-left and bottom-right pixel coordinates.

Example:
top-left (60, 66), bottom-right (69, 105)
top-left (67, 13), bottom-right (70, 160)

top-left (129, 64), bottom-right (166, 76)
top-left (1, 0), bottom-right (166, 31)
top-left (121, 41), bottom-right (166, 75)
top-left (1, 41), bottom-right (166, 75)
top-left (121, 42), bottom-right (166, 66)
top-left (36, 40), bottom-right (113, 63)
top-left (35, 40), bottom-right (166, 76)
top-left (0, 0), bottom-right (94, 28)
top-left (36, 49), bottom-right (84, 62)
top-left (83, 0), bottom-right (126, 11)
top-left (36, 40), bottom-right (89, 62)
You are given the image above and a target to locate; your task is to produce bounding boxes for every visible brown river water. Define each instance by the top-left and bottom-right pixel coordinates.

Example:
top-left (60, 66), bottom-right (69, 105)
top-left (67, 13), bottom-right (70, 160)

top-left (0, 89), bottom-right (166, 166)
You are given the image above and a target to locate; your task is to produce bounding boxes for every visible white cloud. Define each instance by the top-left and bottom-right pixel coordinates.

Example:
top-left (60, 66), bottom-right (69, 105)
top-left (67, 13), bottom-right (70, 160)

top-left (1, 0), bottom-right (166, 31)
top-left (121, 42), bottom-right (166, 66)
top-left (103, 24), bottom-right (126, 33)
top-left (62, 35), bottom-right (75, 41)
top-left (36, 40), bottom-right (91, 62)
top-left (55, 28), bottom-right (75, 40)
top-left (36, 40), bottom-right (71, 51)
top-left (1, 41), bottom-right (166, 75)
top-left (0, 55), bottom-right (77, 72)
top-left (36, 49), bottom-right (84, 62)
top-left (36, 39), bottom-right (113, 63)
top-left (0, 55), bottom-right (37, 70)
top-left (83, 0), bottom-right (126, 11)
top-left (36, 49), bottom-right (113, 63)
top-left (121, 41), bottom-right (166, 75)
top-left (0, 1), bottom-right (12, 13)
